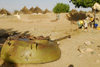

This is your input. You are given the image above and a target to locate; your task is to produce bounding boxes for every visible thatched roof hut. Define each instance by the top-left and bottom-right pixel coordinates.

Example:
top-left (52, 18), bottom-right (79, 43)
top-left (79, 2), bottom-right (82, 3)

top-left (34, 7), bottom-right (43, 13)
top-left (0, 8), bottom-right (11, 15)
top-left (43, 9), bottom-right (51, 14)
top-left (20, 6), bottom-right (32, 14)
top-left (29, 7), bottom-right (35, 13)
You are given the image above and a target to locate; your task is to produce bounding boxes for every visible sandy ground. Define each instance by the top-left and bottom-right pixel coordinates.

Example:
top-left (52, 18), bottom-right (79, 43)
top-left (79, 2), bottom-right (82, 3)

top-left (0, 13), bottom-right (100, 67)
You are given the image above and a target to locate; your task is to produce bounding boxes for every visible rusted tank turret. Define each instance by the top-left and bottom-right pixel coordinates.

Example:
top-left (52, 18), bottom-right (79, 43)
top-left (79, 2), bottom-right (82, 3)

top-left (1, 35), bottom-right (61, 63)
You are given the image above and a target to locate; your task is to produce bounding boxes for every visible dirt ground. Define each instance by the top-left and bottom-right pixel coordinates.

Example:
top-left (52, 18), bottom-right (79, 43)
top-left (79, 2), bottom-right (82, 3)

top-left (0, 13), bottom-right (100, 67)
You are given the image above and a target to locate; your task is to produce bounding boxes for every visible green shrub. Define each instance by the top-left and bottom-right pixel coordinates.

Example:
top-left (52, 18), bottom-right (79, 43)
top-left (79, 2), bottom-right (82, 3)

top-left (70, 0), bottom-right (100, 8)
top-left (53, 3), bottom-right (70, 13)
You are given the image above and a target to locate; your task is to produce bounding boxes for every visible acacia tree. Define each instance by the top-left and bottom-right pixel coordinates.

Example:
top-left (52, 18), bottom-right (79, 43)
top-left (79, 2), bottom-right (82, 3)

top-left (53, 3), bottom-right (70, 13)
top-left (70, 0), bottom-right (100, 8)
top-left (53, 3), bottom-right (70, 20)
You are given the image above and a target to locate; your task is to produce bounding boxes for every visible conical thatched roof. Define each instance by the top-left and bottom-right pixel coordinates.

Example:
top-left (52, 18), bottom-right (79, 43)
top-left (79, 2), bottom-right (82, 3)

top-left (20, 6), bottom-right (32, 14)
top-left (29, 7), bottom-right (35, 13)
top-left (34, 6), bottom-right (43, 13)
top-left (0, 8), bottom-right (11, 15)
top-left (43, 9), bottom-right (50, 14)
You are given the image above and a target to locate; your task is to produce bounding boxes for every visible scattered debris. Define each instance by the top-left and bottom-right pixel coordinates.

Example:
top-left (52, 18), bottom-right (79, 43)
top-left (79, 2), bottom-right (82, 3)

top-left (84, 41), bottom-right (93, 46)
top-left (78, 45), bottom-right (87, 53)
top-left (78, 45), bottom-right (94, 53)
top-left (86, 48), bottom-right (94, 52)
top-left (78, 54), bottom-right (83, 57)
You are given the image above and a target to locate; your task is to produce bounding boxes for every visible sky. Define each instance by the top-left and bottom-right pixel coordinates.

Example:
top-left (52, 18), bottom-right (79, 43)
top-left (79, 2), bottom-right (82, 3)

top-left (0, 0), bottom-right (92, 12)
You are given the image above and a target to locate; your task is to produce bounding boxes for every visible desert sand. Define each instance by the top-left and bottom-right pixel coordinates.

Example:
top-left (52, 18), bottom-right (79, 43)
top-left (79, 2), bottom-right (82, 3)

top-left (0, 13), bottom-right (100, 67)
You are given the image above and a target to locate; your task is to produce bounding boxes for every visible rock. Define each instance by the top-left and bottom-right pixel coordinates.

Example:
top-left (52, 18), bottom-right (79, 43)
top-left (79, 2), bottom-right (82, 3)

top-left (78, 46), bottom-right (94, 53)
top-left (86, 48), bottom-right (94, 52)
top-left (78, 48), bottom-right (86, 53)
top-left (84, 41), bottom-right (93, 46)
top-left (78, 54), bottom-right (83, 57)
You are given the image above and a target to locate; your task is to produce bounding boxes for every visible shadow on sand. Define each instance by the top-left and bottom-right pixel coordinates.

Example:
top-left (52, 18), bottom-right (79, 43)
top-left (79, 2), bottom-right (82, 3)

top-left (0, 62), bottom-right (17, 67)
top-left (0, 29), bottom-right (31, 67)
top-left (0, 29), bottom-right (30, 44)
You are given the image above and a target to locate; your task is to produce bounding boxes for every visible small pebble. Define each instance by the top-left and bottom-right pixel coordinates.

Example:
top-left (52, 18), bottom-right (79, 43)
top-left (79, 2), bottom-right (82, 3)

top-left (84, 41), bottom-right (92, 46)
top-left (78, 54), bottom-right (83, 57)
top-left (86, 48), bottom-right (94, 52)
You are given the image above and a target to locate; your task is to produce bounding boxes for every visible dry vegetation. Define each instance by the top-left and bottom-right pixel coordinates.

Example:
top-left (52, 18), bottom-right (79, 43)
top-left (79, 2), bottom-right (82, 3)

top-left (67, 9), bottom-right (87, 21)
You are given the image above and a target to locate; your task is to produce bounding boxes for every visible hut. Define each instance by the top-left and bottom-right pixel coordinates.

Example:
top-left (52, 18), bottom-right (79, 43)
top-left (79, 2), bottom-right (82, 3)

top-left (20, 6), bottom-right (32, 14)
top-left (43, 9), bottom-right (51, 14)
top-left (34, 7), bottom-right (43, 14)
top-left (29, 7), bottom-right (35, 13)
top-left (0, 8), bottom-right (11, 15)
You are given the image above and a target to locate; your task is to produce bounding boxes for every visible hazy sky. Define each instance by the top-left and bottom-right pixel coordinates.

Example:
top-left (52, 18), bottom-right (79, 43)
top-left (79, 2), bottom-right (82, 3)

top-left (0, 0), bottom-right (91, 12)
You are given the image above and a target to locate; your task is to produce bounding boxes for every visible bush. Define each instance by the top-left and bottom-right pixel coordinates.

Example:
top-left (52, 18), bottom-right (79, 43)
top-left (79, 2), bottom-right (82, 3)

top-left (68, 9), bottom-right (86, 21)
top-left (53, 3), bottom-right (70, 13)
top-left (70, 0), bottom-right (100, 8)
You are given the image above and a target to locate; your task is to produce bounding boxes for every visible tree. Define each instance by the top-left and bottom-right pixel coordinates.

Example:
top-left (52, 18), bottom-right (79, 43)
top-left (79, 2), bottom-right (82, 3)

top-left (70, 0), bottom-right (100, 8)
top-left (53, 3), bottom-right (70, 13)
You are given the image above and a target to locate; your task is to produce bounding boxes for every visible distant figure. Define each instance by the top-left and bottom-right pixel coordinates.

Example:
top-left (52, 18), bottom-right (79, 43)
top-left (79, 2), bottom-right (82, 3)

top-left (83, 20), bottom-right (88, 29)
top-left (89, 17), bottom-right (94, 28)
top-left (14, 13), bottom-right (21, 20)
top-left (56, 14), bottom-right (60, 20)
top-left (77, 20), bottom-right (84, 29)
